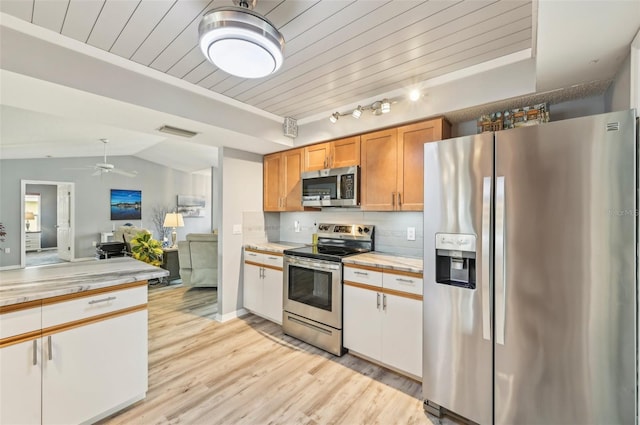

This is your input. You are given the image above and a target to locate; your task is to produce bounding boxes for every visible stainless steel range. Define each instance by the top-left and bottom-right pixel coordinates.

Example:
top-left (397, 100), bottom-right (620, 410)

top-left (283, 223), bottom-right (374, 356)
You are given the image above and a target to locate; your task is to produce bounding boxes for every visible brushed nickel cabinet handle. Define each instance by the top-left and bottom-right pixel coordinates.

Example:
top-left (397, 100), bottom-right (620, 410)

top-left (354, 271), bottom-right (368, 276)
top-left (396, 278), bottom-right (414, 284)
top-left (397, 192), bottom-right (402, 207)
top-left (47, 336), bottom-right (52, 361)
top-left (88, 296), bottom-right (116, 305)
top-left (33, 340), bottom-right (38, 365)
top-left (391, 192), bottom-right (396, 206)
top-left (376, 292), bottom-right (381, 309)
top-left (383, 294), bottom-right (387, 311)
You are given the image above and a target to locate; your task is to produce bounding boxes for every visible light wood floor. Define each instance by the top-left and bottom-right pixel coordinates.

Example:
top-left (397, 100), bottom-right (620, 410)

top-left (99, 284), bottom-right (454, 425)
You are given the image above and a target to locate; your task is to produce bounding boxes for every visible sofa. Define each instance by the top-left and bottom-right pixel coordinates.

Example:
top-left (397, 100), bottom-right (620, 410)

top-left (177, 233), bottom-right (218, 288)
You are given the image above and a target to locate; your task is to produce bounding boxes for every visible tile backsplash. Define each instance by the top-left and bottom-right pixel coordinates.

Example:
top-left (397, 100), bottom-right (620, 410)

top-left (275, 210), bottom-right (424, 258)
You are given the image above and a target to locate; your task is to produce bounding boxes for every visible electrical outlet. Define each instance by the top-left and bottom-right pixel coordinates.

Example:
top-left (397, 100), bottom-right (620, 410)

top-left (3, 247), bottom-right (10, 254)
top-left (92, 241), bottom-right (97, 247)
top-left (407, 227), bottom-right (416, 241)
top-left (232, 224), bottom-right (242, 235)
top-left (294, 220), bottom-right (300, 232)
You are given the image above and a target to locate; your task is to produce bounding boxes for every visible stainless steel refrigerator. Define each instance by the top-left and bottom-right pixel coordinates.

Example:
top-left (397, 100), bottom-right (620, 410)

top-left (422, 109), bottom-right (637, 425)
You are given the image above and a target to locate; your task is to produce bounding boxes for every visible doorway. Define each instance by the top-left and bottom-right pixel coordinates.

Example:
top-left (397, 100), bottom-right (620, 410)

top-left (21, 180), bottom-right (75, 268)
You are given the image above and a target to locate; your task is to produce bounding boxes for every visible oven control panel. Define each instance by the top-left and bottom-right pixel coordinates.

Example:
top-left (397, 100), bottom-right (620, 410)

top-left (317, 223), bottom-right (374, 240)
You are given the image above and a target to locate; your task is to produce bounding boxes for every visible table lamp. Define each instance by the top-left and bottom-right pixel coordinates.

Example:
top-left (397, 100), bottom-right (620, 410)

top-left (163, 213), bottom-right (184, 248)
top-left (25, 211), bottom-right (35, 231)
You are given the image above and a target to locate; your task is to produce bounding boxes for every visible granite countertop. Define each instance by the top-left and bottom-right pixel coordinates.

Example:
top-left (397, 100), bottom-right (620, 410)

top-left (0, 257), bottom-right (168, 307)
top-left (342, 252), bottom-right (423, 275)
top-left (244, 241), bottom-right (304, 254)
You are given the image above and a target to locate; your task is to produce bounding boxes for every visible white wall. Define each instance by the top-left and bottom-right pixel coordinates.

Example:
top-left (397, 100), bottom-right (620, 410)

top-left (217, 147), bottom-right (263, 322)
top-left (0, 156), bottom-right (211, 267)
top-left (605, 52), bottom-right (631, 112)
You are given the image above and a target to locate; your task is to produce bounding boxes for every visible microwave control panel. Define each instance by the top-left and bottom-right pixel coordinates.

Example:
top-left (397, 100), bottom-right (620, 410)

top-left (340, 174), bottom-right (355, 199)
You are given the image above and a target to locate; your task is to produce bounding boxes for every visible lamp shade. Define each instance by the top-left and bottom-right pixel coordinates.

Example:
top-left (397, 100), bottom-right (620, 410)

top-left (25, 212), bottom-right (35, 220)
top-left (198, 6), bottom-right (284, 79)
top-left (163, 213), bottom-right (184, 228)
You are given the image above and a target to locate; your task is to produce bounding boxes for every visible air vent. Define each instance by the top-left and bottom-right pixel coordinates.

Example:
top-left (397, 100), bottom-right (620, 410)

top-left (158, 125), bottom-right (198, 138)
top-left (606, 122), bottom-right (620, 132)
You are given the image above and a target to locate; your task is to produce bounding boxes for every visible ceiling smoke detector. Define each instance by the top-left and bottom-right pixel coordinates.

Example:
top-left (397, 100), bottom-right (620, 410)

top-left (198, 0), bottom-right (285, 79)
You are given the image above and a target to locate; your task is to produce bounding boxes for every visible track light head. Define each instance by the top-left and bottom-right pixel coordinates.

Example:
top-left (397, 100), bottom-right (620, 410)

top-left (381, 99), bottom-right (391, 114)
top-left (329, 112), bottom-right (340, 123)
top-left (352, 106), bottom-right (363, 119)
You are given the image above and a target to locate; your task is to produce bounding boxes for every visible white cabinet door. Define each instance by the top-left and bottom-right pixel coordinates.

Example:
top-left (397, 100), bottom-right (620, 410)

top-left (262, 268), bottom-right (283, 324)
top-left (343, 285), bottom-right (382, 360)
top-left (0, 338), bottom-right (42, 425)
top-left (243, 262), bottom-right (262, 313)
top-left (43, 311), bottom-right (148, 425)
top-left (381, 294), bottom-right (422, 377)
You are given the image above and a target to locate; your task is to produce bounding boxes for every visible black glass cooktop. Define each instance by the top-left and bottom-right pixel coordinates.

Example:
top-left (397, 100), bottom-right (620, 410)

top-left (283, 245), bottom-right (370, 262)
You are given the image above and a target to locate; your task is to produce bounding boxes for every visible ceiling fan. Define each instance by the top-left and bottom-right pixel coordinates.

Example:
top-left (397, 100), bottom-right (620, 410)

top-left (88, 139), bottom-right (137, 178)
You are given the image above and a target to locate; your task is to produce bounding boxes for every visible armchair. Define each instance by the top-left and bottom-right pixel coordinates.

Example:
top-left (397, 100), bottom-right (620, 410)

top-left (177, 233), bottom-right (218, 288)
top-left (113, 225), bottom-right (150, 254)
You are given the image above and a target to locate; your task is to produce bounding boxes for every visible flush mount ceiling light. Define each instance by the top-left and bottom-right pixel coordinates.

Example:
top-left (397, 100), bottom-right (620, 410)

top-left (198, 0), bottom-right (285, 79)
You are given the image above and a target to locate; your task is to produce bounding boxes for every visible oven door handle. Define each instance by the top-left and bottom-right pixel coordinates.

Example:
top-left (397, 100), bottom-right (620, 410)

top-left (284, 255), bottom-right (341, 271)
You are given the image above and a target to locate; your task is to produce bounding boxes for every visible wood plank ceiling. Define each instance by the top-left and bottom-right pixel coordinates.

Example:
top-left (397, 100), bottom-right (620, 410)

top-left (0, 0), bottom-right (533, 120)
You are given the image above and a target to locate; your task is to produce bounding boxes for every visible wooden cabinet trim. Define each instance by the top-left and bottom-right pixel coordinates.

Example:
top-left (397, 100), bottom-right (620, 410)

top-left (41, 281), bottom-right (148, 306)
top-left (345, 262), bottom-right (422, 279)
top-left (245, 248), bottom-right (284, 256)
top-left (41, 304), bottom-right (147, 337)
top-left (344, 280), bottom-right (423, 301)
top-left (0, 299), bottom-right (43, 314)
top-left (0, 329), bottom-right (42, 349)
top-left (244, 260), bottom-right (283, 272)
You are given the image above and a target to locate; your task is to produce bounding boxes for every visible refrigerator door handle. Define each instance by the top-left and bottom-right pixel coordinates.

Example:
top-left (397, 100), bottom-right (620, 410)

top-left (495, 176), bottom-right (506, 345)
top-left (481, 177), bottom-right (492, 341)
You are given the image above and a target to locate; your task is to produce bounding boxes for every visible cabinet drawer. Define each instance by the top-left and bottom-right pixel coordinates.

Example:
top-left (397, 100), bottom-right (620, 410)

top-left (383, 272), bottom-right (423, 296)
top-left (42, 286), bottom-right (147, 328)
top-left (244, 250), bottom-right (265, 264)
top-left (262, 253), bottom-right (283, 268)
top-left (0, 306), bottom-right (41, 339)
top-left (344, 266), bottom-right (382, 287)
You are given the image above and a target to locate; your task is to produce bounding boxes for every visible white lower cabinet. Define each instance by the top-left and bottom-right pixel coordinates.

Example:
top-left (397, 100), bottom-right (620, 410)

top-left (0, 283), bottom-right (148, 425)
top-left (243, 249), bottom-right (283, 324)
top-left (343, 265), bottom-right (423, 378)
top-left (0, 337), bottom-right (42, 425)
top-left (43, 310), bottom-right (148, 424)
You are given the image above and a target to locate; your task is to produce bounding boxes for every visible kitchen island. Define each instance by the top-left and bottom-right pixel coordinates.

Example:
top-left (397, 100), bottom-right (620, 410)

top-left (0, 257), bottom-right (167, 425)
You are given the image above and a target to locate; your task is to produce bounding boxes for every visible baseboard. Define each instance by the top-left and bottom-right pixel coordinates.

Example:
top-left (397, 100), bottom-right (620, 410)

top-left (0, 264), bottom-right (21, 271)
top-left (72, 256), bottom-right (96, 262)
top-left (216, 308), bottom-right (249, 323)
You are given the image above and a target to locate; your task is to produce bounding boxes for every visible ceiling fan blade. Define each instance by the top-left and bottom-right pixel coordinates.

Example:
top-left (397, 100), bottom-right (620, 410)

top-left (110, 168), bottom-right (137, 178)
top-left (91, 169), bottom-right (103, 176)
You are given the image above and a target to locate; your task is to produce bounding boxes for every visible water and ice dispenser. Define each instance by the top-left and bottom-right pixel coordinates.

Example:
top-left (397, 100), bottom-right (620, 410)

top-left (435, 233), bottom-right (477, 289)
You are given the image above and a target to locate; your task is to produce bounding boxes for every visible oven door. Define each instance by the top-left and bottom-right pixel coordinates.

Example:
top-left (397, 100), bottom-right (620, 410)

top-left (283, 255), bottom-right (342, 329)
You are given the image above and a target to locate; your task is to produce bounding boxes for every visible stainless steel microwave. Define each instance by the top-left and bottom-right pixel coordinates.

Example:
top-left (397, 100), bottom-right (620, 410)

top-left (301, 166), bottom-right (359, 207)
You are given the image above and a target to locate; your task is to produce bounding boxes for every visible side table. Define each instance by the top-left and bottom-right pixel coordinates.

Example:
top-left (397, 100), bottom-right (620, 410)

top-left (161, 247), bottom-right (180, 282)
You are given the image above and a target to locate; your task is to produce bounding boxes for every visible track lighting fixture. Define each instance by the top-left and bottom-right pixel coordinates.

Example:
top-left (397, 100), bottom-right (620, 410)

top-left (329, 98), bottom-right (396, 123)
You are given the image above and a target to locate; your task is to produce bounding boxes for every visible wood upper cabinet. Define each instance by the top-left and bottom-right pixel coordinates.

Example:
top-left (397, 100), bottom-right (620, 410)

top-left (361, 117), bottom-right (450, 211)
top-left (263, 148), bottom-right (304, 212)
top-left (304, 136), bottom-right (360, 171)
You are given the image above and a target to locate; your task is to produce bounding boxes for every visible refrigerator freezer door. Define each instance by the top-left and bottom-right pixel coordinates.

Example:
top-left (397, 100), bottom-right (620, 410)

top-left (494, 110), bottom-right (637, 425)
top-left (423, 132), bottom-right (494, 425)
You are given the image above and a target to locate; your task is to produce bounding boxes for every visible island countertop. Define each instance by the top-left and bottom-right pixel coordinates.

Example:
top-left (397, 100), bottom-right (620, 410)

top-left (0, 257), bottom-right (168, 307)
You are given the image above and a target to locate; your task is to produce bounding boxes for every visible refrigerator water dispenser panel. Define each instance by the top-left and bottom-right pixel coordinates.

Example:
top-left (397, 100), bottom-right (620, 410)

top-left (435, 233), bottom-right (476, 289)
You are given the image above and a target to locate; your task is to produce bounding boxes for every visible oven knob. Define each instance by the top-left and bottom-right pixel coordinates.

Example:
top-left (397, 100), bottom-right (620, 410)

top-left (363, 227), bottom-right (370, 233)
top-left (358, 227), bottom-right (363, 234)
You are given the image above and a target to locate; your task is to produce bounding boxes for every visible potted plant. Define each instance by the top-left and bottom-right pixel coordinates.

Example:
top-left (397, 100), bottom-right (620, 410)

top-left (130, 231), bottom-right (163, 266)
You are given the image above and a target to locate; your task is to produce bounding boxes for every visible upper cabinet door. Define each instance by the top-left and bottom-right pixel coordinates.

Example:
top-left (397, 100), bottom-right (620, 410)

top-left (263, 153), bottom-right (283, 212)
top-left (282, 148), bottom-right (303, 211)
top-left (330, 136), bottom-right (360, 169)
top-left (397, 119), bottom-right (450, 211)
top-left (361, 128), bottom-right (398, 211)
top-left (304, 142), bottom-right (331, 171)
